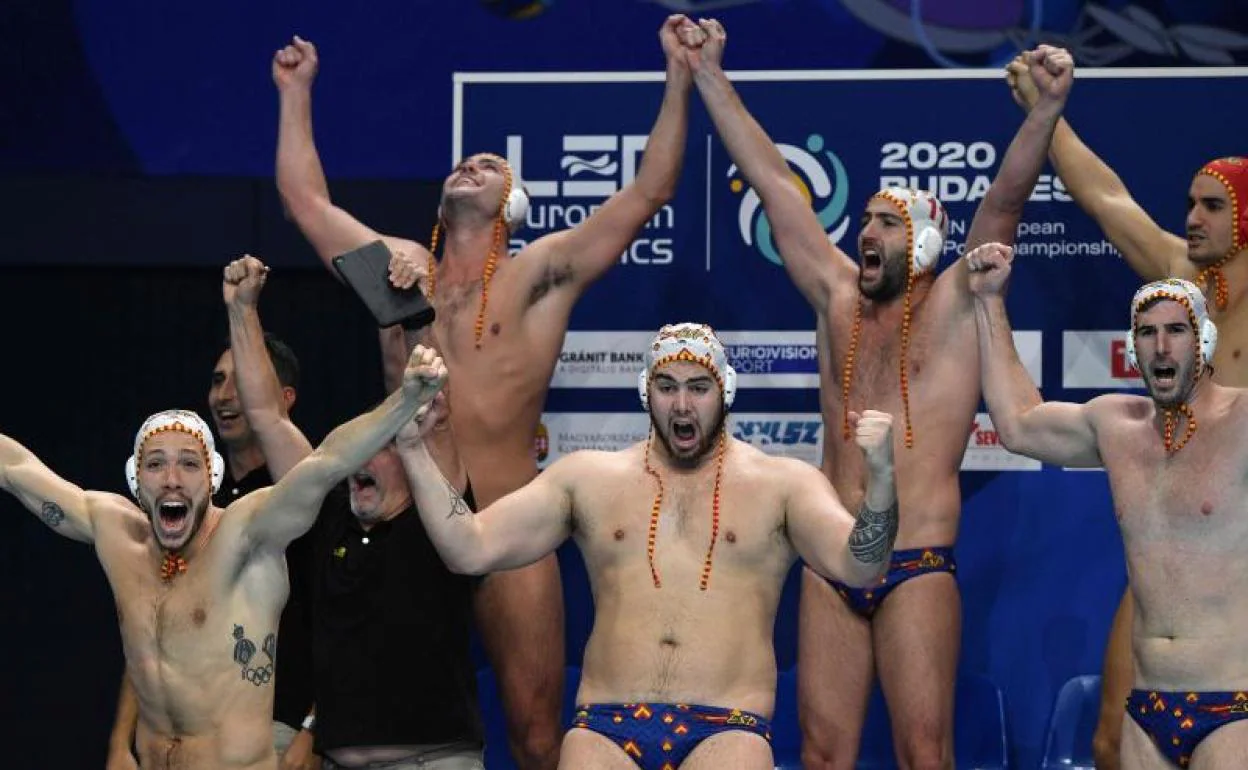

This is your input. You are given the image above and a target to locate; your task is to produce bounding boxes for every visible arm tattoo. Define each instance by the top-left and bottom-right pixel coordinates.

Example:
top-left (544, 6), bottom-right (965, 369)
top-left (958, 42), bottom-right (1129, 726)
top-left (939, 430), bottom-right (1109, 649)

top-left (445, 478), bottom-right (473, 519)
top-left (848, 500), bottom-right (899, 565)
top-left (40, 501), bottom-right (66, 528)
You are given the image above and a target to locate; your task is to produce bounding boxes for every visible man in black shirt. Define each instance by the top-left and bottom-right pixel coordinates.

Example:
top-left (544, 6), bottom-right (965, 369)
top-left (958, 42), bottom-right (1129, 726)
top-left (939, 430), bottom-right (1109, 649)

top-left (107, 255), bottom-right (320, 770)
top-left (309, 428), bottom-right (482, 769)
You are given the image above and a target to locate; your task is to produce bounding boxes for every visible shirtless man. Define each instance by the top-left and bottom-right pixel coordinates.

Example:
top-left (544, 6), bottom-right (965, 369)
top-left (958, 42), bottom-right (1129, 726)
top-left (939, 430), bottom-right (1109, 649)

top-left (110, 266), bottom-right (320, 770)
top-left (685, 18), bottom-right (1074, 768)
top-left (0, 344), bottom-right (445, 769)
top-left (393, 323), bottom-right (899, 769)
top-left (968, 240), bottom-right (1248, 769)
top-left (1009, 59), bottom-right (1248, 770)
top-left (272, 19), bottom-right (696, 767)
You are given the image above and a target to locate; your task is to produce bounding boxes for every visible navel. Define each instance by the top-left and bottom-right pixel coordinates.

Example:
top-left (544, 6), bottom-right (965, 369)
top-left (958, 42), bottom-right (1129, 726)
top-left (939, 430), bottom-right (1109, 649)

top-left (613, 528), bottom-right (625, 541)
top-left (491, 322), bottom-right (501, 336)
top-left (725, 531), bottom-right (737, 544)
top-left (192, 607), bottom-right (207, 627)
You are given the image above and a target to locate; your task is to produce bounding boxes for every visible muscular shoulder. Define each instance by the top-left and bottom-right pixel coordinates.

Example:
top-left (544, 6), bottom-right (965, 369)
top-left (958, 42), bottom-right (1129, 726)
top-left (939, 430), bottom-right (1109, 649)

top-left (1086, 393), bottom-right (1150, 427)
top-left (85, 491), bottom-right (144, 526)
top-left (85, 492), bottom-right (151, 546)
top-left (919, 270), bottom-right (975, 328)
top-left (209, 488), bottom-right (274, 544)
top-left (543, 449), bottom-right (631, 487)
top-left (1212, 384), bottom-right (1248, 417)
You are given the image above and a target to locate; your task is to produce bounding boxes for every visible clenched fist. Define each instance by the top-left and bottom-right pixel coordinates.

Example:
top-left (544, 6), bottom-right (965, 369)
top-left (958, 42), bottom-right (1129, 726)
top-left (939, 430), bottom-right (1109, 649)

top-left (402, 345), bottom-right (448, 407)
top-left (849, 410), bottom-right (894, 476)
top-left (223, 254), bottom-right (269, 307)
top-left (685, 17), bottom-right (725, 74)
top-left (658, 14), bottom-right (705, 78)
top-left (1006, 44), bottom-right (1074, 112)
top-left (965, 242), bottom-right (1014, 298)
top-left (273, 36), bottom-right (318, 91)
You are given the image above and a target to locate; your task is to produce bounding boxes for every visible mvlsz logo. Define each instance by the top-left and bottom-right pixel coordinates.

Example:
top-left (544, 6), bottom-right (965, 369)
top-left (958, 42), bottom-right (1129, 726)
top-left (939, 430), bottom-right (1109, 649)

top-left (733, 419), bottom-right (820, 447)
top-left (730, 413), bottom-right (824, 466)
top-left (504, 135), bottom-right (674, 264)
top-left (1062, 331), bottom-right (1142, 389)
top-left (728, 134), bottom-right (851, 266)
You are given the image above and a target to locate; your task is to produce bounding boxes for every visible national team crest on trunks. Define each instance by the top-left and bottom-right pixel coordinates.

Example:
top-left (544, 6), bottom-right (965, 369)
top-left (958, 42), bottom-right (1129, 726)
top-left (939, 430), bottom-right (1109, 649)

top-left (1127, 689), bottom-right (1248, 767)
top-left (572, 703), bottom-right (772, 770)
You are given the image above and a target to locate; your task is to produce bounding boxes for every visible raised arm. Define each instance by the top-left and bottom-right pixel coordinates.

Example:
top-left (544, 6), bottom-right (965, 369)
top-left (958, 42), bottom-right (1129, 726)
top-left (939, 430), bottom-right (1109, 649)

top-left (222, 255), bottom-right (314, 480)
top-left (272, 36), bottom-right (423, 271)
top-left (0, 433), bottom-right (115, 543)
top-left (531, 15), bottom-right (693, 294)
top-left (1007, 57), bottom-right (1187, 281)
top-left (241, 345), bottom-right (447, 551)
top-left (962, 47), bottom-right (1074, 260)
top-left (691, 18), bottom-right (851, 313)
top-left (967, 243), bottom-right (1101, 466)
top-left (785, 411), bottom-right (898, 587)
top-left (394, 428), bottom-right (575, 575)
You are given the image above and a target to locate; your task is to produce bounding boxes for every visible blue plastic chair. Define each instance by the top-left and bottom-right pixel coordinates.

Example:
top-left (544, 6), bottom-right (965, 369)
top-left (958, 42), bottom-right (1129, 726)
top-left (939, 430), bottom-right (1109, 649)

top-left (1040, 674), bottom-right (1101, 770)
top-left (953, 671), bottom-right (1009, 770)
top-left (479, 665), bottom-right (583, 770)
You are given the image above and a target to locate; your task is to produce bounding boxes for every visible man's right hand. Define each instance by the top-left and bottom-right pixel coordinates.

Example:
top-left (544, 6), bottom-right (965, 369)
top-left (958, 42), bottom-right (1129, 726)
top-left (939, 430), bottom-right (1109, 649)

top-left (965, 242), bottom-right (1015, 298)
top-left (105, 749), bottom-right (139, 770)
top-left (1027, 44), bottom-right (1074, 110)
top-left (686, 17), bottom-right (725, 75)
top-left (402, 345), bottom-right (448, 407)
top-left (659, 14), bottom-right (703, 82)
top-left (388, 248), bottom-right (429, 292)
top-left (273, 35), bottom-right (319, 91)
top-left (223, 254), bottom-right (269, 307)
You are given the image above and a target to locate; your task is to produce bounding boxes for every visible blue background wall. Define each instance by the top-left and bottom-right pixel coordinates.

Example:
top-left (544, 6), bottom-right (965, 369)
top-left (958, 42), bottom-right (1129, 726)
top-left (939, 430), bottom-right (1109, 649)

top-left (2, 1), bottom-right (1247, 767)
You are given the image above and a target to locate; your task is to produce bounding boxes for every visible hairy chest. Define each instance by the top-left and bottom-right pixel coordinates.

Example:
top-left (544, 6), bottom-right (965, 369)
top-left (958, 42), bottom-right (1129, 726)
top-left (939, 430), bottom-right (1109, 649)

top-left (575, 471), bottom-right (790, 575)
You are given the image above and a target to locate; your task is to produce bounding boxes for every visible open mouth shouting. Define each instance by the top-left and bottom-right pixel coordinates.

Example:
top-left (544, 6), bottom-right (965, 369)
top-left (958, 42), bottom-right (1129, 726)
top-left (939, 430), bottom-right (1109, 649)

top-left (1151, 363), bottom-right (1178, 389)
top-left (670, 419), bottom-right (700, 452)
top-left (860, 242), bottom-right (883, 280)
top-left (349, 470), bottom-right (378, 498)
top-left (156, 498), bottom-right (192, 539)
